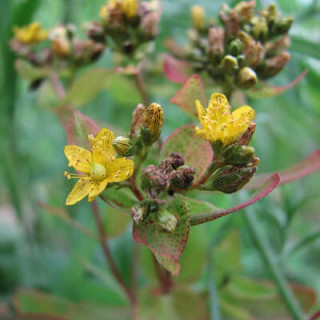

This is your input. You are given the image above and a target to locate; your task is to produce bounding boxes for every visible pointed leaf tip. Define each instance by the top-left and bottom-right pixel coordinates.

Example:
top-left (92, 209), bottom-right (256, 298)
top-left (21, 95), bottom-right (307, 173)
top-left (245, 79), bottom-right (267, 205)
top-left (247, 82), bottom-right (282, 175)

top-left (248, 70), bottom-right (308, 99)
top-left (190, 173), bottom-right (280, 226)
top-left (170, 74), bottom-right (207, 117)
top-left (246, 150), bottom-right (320, 190)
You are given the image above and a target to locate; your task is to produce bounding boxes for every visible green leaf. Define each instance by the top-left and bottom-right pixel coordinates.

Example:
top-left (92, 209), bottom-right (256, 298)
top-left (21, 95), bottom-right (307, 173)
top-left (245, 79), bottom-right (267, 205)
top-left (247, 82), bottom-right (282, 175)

top-left (64, 68), bottom-right (111, 108)
top-left (103, 206), bottom-right (131, 238)
top-left (14, 289), bottom-right (72, 316)
top-left (170, 74), bottom-right (208, 117)
top-left (247, 70), bottom-right (307, 99)
top-left (226, 276), bottom-right (275, 301)
top-left (160, 125), bottom-right (213, 186)
top-left (37, 81), bottom-right (60, 109)
top-left (185, 197), bottom-right (217, 215)
top-left (65, 304), bottom-right (130, 320)
top-left (133, 195), bottom-right (190, 276)
top-left (102, 186), bottom-right (138, 209)
top-left (80, 258), bottom-right (127, 303)
top-left (109, 74), bottom-right (141, 106)
top-left (220, 296), bottom-right (255, 320)
top-left (214, 230), bottom-right (241, 283)
top-left (15, 60), bottom-right (49, 81)
top-left (67, 111), bottom-right (100, 149)
top-left (291, 35), bottom-right (320, 59)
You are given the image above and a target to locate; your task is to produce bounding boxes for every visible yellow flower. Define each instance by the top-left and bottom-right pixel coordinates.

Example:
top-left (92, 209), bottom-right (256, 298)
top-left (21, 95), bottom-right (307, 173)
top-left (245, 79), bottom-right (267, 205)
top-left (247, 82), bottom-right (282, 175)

top-left (191, 5), bottom-right (205, 30)
top-left (99, 0), bottom-right (121, 20)
top-left (64, 128), bottom-right (134, 205)
top-left (13, 22), bottom-right (48, 44)
top-left (122, 0), bottom-right (138, 18)
top-left (195, 93), bottom-right (255, 147)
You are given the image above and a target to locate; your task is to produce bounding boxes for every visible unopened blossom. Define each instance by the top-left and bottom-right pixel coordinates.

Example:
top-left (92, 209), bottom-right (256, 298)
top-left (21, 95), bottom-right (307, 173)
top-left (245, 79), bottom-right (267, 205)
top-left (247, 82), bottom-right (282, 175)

top-left (64, 128), bottom-right (134, 205)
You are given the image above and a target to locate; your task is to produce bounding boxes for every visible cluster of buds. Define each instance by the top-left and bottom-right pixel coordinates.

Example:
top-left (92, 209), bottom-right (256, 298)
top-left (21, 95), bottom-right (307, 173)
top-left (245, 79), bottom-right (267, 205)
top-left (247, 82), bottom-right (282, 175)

top-left (87, 0), bottom-right (162, 59)
top-left (10, 23), bottom-right (105, 87)
top-left (173, 1), bottom-right (292, 91)
top-left (112, 102), bottom-right (164, 158)
top-left (142, 152), bottom-right (196, 197)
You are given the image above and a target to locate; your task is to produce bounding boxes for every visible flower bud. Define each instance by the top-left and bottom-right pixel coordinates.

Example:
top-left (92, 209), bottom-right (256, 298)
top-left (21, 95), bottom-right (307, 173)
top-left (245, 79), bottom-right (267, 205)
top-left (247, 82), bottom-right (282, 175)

top-left (228, 39), bottom-right (244, 56)
top-left (222, 144), bottom-right (255, 167)
top-left (122, 0), bottom-right (138, 19)
top-left (236, 67), bottom-right (257, 89)
top-left (131, 205), bottom-right (146, 223)
top-left (142, 103), bottom-right (164, 143)
top-left (208, 27), bottom-right (224, 58)
top-left (259, 52), bottom-right (291, 79)
top-left (158, 210), bottom-right (178, 232)
top-left (130, 104), bottom-right (146, 139)
top-left (221, 55), bottom-right (238, 74)
top-left (265, 35), bottom-right (290, 58)
top-left (271, 17), bottom-right (293, 36)
top-left (191, 5), bottom-right (205, 30)
top-left (112, 136), bottom-right (134, 156)
top-left (238, 123), bottom-right (256, 146)
top-left (170, 167), bottom-right (196, 190)
top-left (251, 16), bottom-right (268, 42)
top-left (234, 0), bottom-right (256, 24)
top-left (203, 165), bottom-right (257, 193)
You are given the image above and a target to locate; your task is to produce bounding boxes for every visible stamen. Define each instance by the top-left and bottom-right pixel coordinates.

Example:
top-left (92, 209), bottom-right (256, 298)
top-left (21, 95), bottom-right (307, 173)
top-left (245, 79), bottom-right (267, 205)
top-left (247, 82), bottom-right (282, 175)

top-left (64, 171), bottom-right (82, 179)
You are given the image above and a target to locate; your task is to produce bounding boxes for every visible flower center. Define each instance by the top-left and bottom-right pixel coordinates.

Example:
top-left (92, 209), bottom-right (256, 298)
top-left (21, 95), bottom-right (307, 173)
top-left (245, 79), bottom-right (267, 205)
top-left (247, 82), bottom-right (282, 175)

top-left (90, 162), bottom-right (106, 181)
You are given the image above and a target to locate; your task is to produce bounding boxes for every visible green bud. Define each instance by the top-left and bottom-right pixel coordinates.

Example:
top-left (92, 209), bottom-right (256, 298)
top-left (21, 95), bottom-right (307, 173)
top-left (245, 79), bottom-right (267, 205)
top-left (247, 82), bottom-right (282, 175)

top-left (158, 210), bottom-right (178, 232)
top-left (271, 17), bottom-right (293, 36)
top-left (112, 136), bottom-right (134, 156)
top-left (234, 0), bottom-right (256, 24)
top-left (221, 55), bottom-right (238, 74)
top-left (228, 39), bottom-right (244, 56)
top-left (251, 16), bottom-right (268, 42)
top-left (222, 144), bottom-right (255, 167)
top-left (236, 67), bottom-right (257, 89)
top-left (203, 165), bottom-right (257, 193)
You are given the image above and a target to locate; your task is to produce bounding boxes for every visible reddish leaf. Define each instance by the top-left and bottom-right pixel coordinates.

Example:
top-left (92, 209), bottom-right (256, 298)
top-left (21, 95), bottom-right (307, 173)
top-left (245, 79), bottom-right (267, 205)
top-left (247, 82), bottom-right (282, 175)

top-left (163, 54), bottom-right (191, 84)
top-left (160, 125), bottom-right (213, 186)
top-left (190, 174), bottom-right (280, 226)
top-left (246, 150), bottom-right (320, 190)
top-left (310, 311), bottom-right (320, 320)
top-left (170, 74), bottom-right (208, 117)
top-left (132, 196), bottom-right (190, 276)
top-left (247, 70), bottom-right (308, 99)
top-left (67, 111), bottom-right (99, 149)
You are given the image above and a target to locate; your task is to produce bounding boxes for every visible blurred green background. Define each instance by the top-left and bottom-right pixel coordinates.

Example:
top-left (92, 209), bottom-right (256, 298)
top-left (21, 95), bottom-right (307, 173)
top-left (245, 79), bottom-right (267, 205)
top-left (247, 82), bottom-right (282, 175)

top-left (0, 0), bottom-right (320, 319)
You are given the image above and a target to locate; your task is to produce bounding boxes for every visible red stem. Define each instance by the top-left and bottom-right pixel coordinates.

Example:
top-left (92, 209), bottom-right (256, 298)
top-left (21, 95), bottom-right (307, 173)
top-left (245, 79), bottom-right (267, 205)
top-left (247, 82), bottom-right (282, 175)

top-left (90, 201), bottom-right (137, 305)
top-left (310, 311), bottom-right (320, 320)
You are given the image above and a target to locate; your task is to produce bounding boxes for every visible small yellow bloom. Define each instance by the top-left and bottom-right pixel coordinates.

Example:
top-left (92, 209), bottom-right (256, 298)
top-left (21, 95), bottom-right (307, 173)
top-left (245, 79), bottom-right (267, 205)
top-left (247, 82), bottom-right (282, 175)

top-left (99, 0), bottom-right (121, 20)
top-left (191, 5), bottom-right (205, 30)
top-left (122, 0), bottom-right (138, 18)
top-left (195, 93), bottom-right (255, 147)
top-left (64, 128), bottom-right (134, 205)
top-left (49, 26), bottom-right (71, 57)
top-left (13, 22), bottom-right (48, 44)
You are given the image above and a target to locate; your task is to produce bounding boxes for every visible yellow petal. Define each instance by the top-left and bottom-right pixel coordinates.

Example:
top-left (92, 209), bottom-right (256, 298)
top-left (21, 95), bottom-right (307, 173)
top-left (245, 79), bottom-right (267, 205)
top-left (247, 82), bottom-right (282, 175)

top-left (64, 145), bottom-right (91, 173)
top-left (107, 158), bottom-right (134, 183)
top-left (92, 128), bottom-right (115, 165)
top-left (209, 92), bottom-right (229, 108)
top-left (66, 178), bottom-right (91, 205)
top-left (232, 106), bottom-right (255, 123)
top-left (195, 100), bottom-right (205, 119)
top-left (88, 179), bottom-right (109, 202)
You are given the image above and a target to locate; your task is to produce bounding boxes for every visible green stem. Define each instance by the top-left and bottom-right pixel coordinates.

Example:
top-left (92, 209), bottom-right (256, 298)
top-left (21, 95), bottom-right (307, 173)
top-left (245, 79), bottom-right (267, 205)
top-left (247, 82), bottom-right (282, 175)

top-left (244, 204), bottom-right (304, 320)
